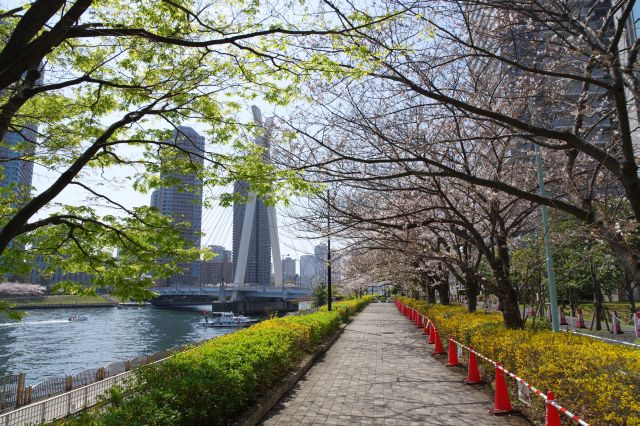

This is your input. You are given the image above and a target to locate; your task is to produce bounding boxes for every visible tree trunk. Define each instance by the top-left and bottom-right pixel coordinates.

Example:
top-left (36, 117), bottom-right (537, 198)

top-left (623, 271), bottom-right (637, 313)
top-left (438, 282), bottom-right (450, 305)
top-left (426, 286), bottom-right (436, 304)
top-left (592, 219), bottom-right (639, 313)
top-left (500, 292), bottom-right (524, 329)
top-left (591, 262), bottom-right (603, 331)
top-left (466, 277), bottom-right (478, 312)
top-left (495, 273), bottom-right (523, 329)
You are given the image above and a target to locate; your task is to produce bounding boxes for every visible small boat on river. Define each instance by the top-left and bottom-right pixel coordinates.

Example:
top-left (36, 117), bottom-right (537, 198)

top-left (68, 315), bottom-right (88, 322)
top-left (201, 311), bottom-right (255, 328)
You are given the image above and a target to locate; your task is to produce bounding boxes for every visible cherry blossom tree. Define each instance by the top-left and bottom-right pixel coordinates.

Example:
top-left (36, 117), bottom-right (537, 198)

top-left (278, 0), bottom-right (640, 310)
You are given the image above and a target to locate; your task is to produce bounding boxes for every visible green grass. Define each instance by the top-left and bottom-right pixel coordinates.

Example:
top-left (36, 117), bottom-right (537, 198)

top-left (578, 302), bottom-right (634, 322)
top-left (12, 295), bottom-right (118, 306)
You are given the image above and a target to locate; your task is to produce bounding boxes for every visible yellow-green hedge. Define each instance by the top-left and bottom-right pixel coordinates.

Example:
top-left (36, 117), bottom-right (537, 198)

top-left (58, 297), bottom-right (373, 426)
top-left (398, 297), bottom-right (640, 425)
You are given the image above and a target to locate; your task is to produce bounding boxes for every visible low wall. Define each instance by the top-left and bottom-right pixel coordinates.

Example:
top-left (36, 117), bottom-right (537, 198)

top-left (212, 300), bottom-right (298, 315)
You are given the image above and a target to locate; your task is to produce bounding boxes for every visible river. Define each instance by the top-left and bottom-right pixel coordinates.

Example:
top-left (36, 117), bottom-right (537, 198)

top-left (0, 305), bottom-right (245, 385)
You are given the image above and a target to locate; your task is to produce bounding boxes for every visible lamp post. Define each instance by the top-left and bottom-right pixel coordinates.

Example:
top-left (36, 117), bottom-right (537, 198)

top-left (535, 143), bottom-right (559, 332)
top-left (327, 189), bottom-right (332, 311)
top-left (528, 98), bottom-right (559, 332)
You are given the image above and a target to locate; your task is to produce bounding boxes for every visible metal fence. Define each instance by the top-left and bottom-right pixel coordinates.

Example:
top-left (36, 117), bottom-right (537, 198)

top-left (0, 368), bottom-right (136, 426)
top-left (0, 344), bottom-right (191, 424)
top-left (0, 376), bottom-right (19, 412)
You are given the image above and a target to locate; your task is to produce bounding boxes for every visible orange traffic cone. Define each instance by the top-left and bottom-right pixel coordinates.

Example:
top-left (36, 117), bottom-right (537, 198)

top-left (417, 314), bottom-right (423, 328)
top-left (545, 391), bottom-right (562, 426)
top-left (446, 338), bottom-right (459, 367)
top-left (422, 319), bottom-right (430, 335)
top-left (464, 347), bottom-right (482, 384)
top-left (612, 310), bottom-right (624, 334)
top-left (492, 362), bottom-right (515, 415)
top-left (427, 324), bottom-right (436, 344)
top-left (432, 330), bottom-right (445, 355)
top-left (576, 308), bottom-right (586, 328)
top-left (559, 307), bottom-right (568, 325)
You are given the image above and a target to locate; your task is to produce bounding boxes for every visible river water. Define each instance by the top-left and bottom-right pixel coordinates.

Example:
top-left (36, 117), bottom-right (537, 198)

top-left (0, 305), bottom-right (242, 385)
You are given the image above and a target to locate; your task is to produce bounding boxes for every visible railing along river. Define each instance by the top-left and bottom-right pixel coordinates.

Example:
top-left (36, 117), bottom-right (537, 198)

top-left (0, 345), bottom-right (189, 426)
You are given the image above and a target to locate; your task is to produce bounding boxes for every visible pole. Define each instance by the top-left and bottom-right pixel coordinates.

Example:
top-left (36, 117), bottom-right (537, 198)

top-left (327, 190), bottom-right (332, 311)
top-left (535, 143), bottom-right (559, 332)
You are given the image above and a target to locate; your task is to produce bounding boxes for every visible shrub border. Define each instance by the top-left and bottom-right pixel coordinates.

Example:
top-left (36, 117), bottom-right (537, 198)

top-left (232, 322), bottom-right (349, 426)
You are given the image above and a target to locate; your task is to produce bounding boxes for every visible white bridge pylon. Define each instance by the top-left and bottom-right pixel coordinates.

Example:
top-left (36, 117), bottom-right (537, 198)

top-left (233, 106), bottom-right (283, 287)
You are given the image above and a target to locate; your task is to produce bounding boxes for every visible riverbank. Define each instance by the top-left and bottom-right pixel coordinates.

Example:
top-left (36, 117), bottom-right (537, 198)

top-left (7, 295), bottom-right (119, 309)
top-left (51, 297), bottom-right (373, 426)
top-left (0, 304), bottom-right (224, 384)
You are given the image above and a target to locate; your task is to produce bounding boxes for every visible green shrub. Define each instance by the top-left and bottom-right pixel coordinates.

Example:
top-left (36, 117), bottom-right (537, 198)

top-left (398, 297), bottom-right (640, 425)
top-left (64, 298), bottom-right (371, 426)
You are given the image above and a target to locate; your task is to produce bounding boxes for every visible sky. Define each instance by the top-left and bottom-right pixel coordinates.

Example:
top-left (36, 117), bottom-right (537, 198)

top-left (3, 0), bottom-right (326, 273)
top-left (29, 103), bottom-right (322, 272)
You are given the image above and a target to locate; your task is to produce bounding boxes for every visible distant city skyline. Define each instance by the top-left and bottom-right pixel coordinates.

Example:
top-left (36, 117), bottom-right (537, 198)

top-left (150, 126), bottom-right (205, 286)
top-left (28, 102), bottom-right (321, 263)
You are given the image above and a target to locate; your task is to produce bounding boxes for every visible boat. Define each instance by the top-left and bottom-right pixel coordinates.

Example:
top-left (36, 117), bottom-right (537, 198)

top-left (68, 315), bottom-right (88, 322)
top-left (201, 311), bottom-right (255, 328)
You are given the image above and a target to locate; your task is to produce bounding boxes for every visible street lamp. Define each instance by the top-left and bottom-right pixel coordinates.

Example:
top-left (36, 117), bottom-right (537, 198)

top-left (327, 189), bottom-right (332, 311)
top-left (535, 133), bottom-right (559, 332)
top-left (529, 98), bottom-right (559, 332)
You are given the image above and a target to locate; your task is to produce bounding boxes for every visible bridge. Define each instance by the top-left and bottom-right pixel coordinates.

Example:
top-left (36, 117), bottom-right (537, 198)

top-left (151, 284), bottom-right (312, 300)
top-left (150, 284), bottom-right (313, 314)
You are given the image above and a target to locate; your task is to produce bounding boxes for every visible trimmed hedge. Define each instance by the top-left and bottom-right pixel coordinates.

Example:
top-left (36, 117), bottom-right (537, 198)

top-left (398, 297), bottom-right (640, 425)
top-left (60, 297), bottom-right (372, 426)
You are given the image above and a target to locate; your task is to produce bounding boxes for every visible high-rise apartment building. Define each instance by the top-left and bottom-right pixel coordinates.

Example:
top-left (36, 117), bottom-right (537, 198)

top-left (232, 106), bottom-right (281, 287)
top-left (232, 182), bottom-right (271, 285)
top-left (0, 127), bottom-right (36, 201)
top-left (313, 243), bottom-right (328, 285)
top-left (200, 245), bottom-right (234, 285)
top-left (299, 254), bottom-right (315, 288)
top-left (282, 256), bottom-right (296, 283)
top-left (150, 126), bottom-right (205, 286)
top-left (0, 61), bottom-right (42, 203)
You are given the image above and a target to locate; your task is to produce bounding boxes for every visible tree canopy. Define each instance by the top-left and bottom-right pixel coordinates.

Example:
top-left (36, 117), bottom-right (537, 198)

top-left (0, 0), bottom-right (399, 307)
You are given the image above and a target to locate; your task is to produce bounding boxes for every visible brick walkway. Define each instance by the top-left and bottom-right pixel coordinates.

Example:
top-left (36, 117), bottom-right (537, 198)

top-left (261, 303), bottom-right (528, 425)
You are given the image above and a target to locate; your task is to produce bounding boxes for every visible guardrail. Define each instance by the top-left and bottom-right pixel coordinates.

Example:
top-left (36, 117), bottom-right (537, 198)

top-left (0, 369), bottom-right (136, 426)
top-left (395, 300), bottom-right (591, 426)
top-left (0, 349), bottom-right (176, 416)
top-left (562, 329), bottom-right (640, 348)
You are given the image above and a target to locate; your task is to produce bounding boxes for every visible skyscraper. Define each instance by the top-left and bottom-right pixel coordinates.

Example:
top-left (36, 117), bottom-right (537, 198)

top-left (313, 243), bottom-right (328, 285)
top-left (150, 126), bottom-right (205, 286)
top-left (200, 245), bottom-right (234, 285)
top-left (232, 106), bottom-right (278, 287)
top-left (232, 182), bottom-right (271, 285)
top-left (282, 256), bottom-right (296, 283)
top-left (0, 127), bottom-right (36, 200)
top-left (299, 254), bottom-right (315, 288)
top-left (0, 61), bottom-right (42, 202)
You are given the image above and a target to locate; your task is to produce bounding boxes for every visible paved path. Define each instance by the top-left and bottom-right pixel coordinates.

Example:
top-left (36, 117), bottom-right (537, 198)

top-left (261, 303), bottom-right (527, 425)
